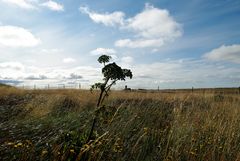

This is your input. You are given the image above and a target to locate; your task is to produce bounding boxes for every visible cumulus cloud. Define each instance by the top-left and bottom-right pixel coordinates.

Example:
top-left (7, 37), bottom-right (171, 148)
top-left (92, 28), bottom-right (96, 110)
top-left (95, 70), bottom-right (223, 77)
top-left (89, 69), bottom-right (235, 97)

top-left (80, 3), bottom-right (182, 48)
top-left (63, 57), bottom-right (76, 63)
top-left (117, 4), bottom-right (182, 48)
top-left (40, 0), bottom-right (64, 11)
top-left (0, 25), bottom-right (40, 47)
top-left (90, 48), bottom-right (116, 55)
top-left (2, 0), bottom-right (36, 9)
top-left (203, 44), bottom-right (240, 64)
top-left (79, 6), bottom-right (125, 26)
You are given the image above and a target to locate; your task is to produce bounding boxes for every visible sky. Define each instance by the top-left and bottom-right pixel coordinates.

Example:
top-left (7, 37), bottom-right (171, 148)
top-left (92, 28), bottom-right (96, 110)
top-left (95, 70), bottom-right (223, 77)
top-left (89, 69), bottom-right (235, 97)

top-left (0, 0), bottom-right (240, 89)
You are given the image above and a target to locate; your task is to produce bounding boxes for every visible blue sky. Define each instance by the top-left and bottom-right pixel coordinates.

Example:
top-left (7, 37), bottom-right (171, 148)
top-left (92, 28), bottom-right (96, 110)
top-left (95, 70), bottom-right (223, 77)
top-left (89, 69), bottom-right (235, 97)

top-left (0, 0), bottom-right (239, 89)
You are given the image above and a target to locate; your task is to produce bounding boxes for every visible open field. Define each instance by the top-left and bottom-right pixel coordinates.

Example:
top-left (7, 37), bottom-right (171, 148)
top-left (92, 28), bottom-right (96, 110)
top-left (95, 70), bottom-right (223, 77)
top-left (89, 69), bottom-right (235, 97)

top-left (0, 86), bottom-right (240, 161)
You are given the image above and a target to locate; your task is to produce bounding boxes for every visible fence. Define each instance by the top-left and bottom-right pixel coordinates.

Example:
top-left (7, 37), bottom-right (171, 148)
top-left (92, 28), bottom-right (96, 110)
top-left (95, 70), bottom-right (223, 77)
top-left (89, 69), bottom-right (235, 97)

top-left (14, 84), bottom-right (240, 94)
top-left (16, 83), bottom-right (84, 90)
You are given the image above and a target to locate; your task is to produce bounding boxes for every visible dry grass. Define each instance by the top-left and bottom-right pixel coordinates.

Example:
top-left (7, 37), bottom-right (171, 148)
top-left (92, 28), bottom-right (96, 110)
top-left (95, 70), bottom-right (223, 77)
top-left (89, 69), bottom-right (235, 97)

top-left (0, 87), bottom-right (239, 161)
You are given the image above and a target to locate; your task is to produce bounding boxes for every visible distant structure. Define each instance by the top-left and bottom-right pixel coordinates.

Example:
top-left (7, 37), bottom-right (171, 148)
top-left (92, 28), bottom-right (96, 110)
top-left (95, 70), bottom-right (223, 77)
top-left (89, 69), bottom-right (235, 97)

top-left (124, 85), bottom-right (131, 91)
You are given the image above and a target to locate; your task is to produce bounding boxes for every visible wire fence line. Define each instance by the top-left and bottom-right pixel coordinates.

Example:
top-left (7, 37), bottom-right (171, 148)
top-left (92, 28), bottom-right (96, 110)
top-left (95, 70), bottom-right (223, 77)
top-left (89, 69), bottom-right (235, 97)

top-left (16, 83), bottom-right (84, 90)
top-left (14, 83), bottom-right (240, 94)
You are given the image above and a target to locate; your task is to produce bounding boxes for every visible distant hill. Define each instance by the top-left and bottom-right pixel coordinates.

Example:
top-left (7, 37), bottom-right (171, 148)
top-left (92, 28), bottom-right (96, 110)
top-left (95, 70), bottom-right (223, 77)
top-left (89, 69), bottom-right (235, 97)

top-left (0, 83), bottom-right (12, 88)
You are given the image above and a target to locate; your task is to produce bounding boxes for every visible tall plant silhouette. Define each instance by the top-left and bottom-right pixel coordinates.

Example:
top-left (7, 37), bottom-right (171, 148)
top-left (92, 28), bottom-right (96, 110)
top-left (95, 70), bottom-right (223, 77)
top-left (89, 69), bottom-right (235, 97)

top-left (87, 54), bottom-right (132, 141)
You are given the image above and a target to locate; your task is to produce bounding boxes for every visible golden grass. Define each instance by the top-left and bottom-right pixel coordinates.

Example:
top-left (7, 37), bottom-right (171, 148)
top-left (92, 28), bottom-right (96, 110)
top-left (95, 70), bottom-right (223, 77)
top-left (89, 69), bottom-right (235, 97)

top-left (0, 87), bottom-right (239, 161)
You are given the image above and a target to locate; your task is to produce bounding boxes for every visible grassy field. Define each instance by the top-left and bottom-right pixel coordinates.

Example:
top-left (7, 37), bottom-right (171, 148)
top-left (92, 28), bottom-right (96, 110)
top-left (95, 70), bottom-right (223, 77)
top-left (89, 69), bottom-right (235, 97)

top-left (0, 86), bottom-right (239, 161)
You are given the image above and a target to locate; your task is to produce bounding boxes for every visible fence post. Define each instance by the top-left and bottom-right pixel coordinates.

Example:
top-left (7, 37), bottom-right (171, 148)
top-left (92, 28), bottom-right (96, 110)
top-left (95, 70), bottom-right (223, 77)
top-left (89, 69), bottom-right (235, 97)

top-left (192, 86), bottom-right (194, 93)
top-left (79, 83), bottom-right (81, 89)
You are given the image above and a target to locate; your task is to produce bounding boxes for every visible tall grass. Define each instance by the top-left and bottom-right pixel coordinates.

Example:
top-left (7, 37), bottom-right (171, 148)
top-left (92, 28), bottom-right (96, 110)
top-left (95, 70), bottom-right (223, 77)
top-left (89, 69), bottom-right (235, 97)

top-left (0, 87), bottom-right (239, 161)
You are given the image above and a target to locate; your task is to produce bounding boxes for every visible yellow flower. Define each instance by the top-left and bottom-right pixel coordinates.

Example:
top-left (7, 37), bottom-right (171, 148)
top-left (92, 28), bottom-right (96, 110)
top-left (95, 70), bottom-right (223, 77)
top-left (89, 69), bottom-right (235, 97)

top-left (70, 149), bottom-right (75, 153)
top-left (7, 142), bottom-right (14, 146)
top-left (143, 127), bottom-right (149, 134)
top-left (190, 151), bottom-right (197, 156)
top-left (17, 143), bottom-right (23, 146)
top-left (42, 150), bottom-right (48, 155)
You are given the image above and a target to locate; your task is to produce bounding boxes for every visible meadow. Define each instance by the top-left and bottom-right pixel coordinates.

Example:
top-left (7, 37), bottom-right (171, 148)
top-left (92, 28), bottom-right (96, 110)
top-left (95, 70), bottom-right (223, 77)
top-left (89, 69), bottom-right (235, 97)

top-left (0, 86), bottom-right (239, 161)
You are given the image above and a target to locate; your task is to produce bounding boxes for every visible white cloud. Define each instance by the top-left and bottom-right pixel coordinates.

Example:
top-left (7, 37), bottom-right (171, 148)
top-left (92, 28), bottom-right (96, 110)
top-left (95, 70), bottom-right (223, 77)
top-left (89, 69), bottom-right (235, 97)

top-left (40, 0), bottom-right (64, 11)
top-left (63, 57), bottom-right (76, 63)
top-left (80, 3), bottom-right (182, 48)
top-left (126, 4), bottom-right (181, 38)
top-left (121, 56), bottom-right (133, 64)
top-left (151, 48), bottom-right (159, 53)
top-left (0, 61), bottom-right (24, 70)
top-left (117, 3), bottom-right (182, 48)
top-left (79, 6), bottom-right (125, 26)
top-left (203, 44), bottom-right (240, 64)
top-left (2, 0), bottom-right (36, 9)
top-left (40, 48), bottom-right (62, 54)
top-left (90, 47), bottom-right (116, 55)
top-left (115, 38), bottom-right (164, 48)
top-left (0, 25), bottom-right (40, 47)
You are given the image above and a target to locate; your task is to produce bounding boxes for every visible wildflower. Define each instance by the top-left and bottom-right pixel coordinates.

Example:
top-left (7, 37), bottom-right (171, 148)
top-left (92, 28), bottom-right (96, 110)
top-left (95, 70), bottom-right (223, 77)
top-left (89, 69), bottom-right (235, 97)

top-left (83, 144), bottom-right (90, 149)
top-left (143, 127), bottom-right (149, 134)
top-left (42, 150), bottom-right (48, 155)
top-left (17, 143), bottom-right (23, 147)
top-left (70, 149), bottom-right (75, 153)
top-left (190, 151), bottom-right (197, 156)
top-left (7, 142), bottom-right (14, 146)
top-left (113, 138), bottom-right (123, 153)
top-left (113, 145), bottom-right (123, 153)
